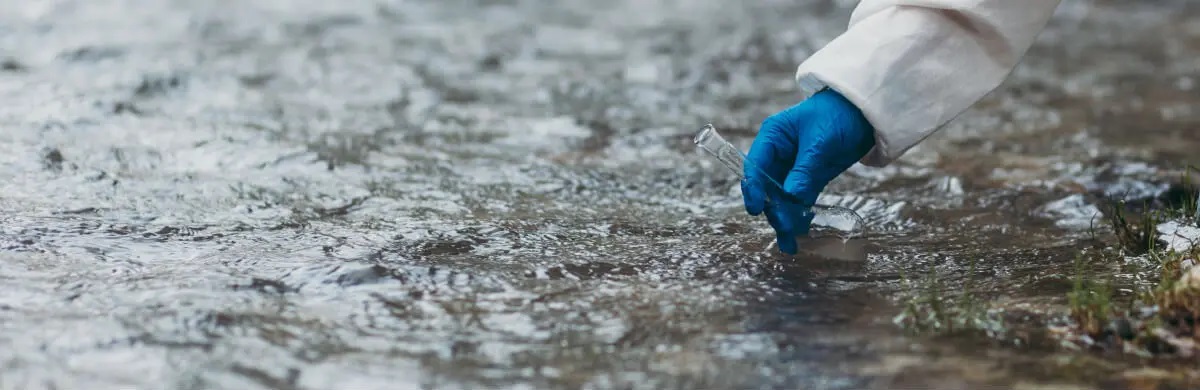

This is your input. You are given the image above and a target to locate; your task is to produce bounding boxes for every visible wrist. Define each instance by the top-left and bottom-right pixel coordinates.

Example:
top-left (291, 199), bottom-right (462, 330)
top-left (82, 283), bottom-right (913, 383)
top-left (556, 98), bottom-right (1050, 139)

top-left (816, 88), bottom-right (876, 138)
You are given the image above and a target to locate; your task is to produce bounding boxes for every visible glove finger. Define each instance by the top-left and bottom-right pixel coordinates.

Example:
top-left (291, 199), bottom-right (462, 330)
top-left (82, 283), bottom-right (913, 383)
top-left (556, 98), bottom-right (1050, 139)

top-left (770, 185), bottom-right (816, 239)
top-left (740, 179), bottom-right (765, 216)
top-left (781, 142), bottom-right (828, 207)
top-left (742, 135), bottom-right (779, 216)
top-left (764, 202), bottom-right (797, 255)
top-left (776, 228), bottom-right (797, 255)
top-left (794, 208), bottom-right (815, 236)
top-left (763, 185), bottom-right (795, 234)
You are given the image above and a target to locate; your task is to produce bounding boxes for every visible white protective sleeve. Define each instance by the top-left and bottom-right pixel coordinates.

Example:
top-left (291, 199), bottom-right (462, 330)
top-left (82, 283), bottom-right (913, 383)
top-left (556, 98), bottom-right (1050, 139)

top-left (794, 0), bottom-right (1063, 167)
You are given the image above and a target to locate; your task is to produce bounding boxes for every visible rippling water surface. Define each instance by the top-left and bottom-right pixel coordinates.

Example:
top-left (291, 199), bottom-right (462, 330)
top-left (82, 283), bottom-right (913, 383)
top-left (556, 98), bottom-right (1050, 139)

top-left (2, 0), bottom-right (1200, 389)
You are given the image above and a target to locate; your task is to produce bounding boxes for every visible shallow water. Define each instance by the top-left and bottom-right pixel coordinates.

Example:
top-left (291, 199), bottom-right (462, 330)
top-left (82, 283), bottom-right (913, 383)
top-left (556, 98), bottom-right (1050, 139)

top-left (2, 0), bottom-right (1200, 389)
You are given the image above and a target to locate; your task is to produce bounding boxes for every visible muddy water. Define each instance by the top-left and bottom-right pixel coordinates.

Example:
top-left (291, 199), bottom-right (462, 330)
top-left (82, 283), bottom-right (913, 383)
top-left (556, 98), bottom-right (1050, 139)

top-left (2, 0), bottom-right (1200, 389)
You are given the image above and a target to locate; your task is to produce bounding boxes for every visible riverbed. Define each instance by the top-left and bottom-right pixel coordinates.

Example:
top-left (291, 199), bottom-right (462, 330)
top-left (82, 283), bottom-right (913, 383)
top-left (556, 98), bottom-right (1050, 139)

top-left (2, 0), bottom-right (1199, 389)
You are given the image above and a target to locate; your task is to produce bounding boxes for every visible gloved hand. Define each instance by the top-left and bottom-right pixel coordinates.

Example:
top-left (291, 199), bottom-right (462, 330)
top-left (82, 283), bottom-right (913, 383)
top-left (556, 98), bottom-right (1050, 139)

top-left (741, 88), bottom-right (876, 254)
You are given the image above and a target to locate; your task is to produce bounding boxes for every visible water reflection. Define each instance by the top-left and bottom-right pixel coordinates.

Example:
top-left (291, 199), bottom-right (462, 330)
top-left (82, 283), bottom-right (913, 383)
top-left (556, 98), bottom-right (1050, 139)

top-left (0, 0), bottom-right (1198, 389)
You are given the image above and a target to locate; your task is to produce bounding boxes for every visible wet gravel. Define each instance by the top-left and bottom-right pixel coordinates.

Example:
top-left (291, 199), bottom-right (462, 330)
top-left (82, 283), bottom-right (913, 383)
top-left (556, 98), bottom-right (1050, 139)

top-left (2, 0), bottom-right (1200, 389)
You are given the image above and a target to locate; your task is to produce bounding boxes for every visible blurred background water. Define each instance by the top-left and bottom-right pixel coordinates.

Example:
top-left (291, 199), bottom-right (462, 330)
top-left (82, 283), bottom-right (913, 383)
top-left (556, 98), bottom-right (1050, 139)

top-left (1, 0), bottom-right (1199, 389)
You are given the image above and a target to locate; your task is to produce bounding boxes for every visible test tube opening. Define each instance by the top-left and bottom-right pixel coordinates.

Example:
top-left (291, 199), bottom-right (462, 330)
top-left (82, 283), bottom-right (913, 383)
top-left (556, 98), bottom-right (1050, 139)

top-left (693, 124), bottom-right (725, 157)
top-left (693, 124), bottom-right (715, 146)
top-left (693, 124), bottom-right (745, 179)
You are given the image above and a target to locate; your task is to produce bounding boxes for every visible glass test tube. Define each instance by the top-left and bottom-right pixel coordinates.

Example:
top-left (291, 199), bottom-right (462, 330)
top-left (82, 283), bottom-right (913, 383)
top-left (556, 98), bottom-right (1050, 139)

top-left (693, 124), bottom-right (866, 239)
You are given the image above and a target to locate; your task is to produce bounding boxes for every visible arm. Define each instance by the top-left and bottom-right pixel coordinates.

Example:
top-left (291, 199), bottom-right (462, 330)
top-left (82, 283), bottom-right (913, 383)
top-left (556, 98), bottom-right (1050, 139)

top-left (794, 0), bottom-right (1064, 167)
top-left (743, 0), bottom-right (1063, 253)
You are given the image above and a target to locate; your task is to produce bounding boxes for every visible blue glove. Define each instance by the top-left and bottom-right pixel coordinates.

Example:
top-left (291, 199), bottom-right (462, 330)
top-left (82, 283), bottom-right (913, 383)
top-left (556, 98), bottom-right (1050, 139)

top-left (741, 88), bottom-right (876, 254)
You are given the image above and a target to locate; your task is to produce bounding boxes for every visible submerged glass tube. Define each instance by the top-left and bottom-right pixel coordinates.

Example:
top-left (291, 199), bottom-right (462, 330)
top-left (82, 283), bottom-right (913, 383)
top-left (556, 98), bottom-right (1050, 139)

top-left (694, 124), bottom-right (867, 239)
